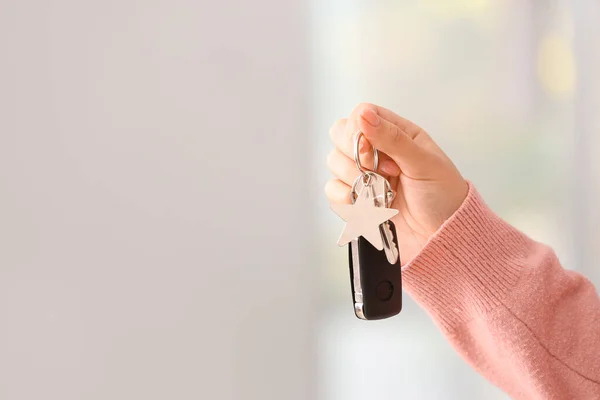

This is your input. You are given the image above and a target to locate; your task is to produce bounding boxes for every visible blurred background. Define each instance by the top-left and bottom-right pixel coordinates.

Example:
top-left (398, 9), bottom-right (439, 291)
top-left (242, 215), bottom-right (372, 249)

top-left (1, 0), bottom-right (599, 399)
top-left (312, 0), bottom-right (600, 399)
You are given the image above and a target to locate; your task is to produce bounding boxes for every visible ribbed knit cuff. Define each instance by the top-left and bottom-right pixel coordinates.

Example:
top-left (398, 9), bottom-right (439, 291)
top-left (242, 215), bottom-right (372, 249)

top-left (402, 181), bottom-right (532, 333)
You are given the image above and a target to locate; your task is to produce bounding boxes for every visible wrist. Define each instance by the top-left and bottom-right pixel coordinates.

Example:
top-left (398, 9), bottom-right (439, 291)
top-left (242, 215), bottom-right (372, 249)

top-left (402, 181), bottom-right (533, 333)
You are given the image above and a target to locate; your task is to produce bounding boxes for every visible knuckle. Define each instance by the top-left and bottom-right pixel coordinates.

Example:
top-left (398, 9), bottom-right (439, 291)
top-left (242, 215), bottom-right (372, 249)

top-left (341, 161), bottom-right (354, 180)
top-left (328, 125), bottom-right (335, 140)
top-left (338, 187), bottom-right (351, 204)
top-left (324, 180), bottom-right (336, 198)
top-left (355, 102), bottom-right (373, 113)
top-left (324, 178), bottom-right (334, 191)
top-left (326, 149), bottom-right (337, 168)
top-left (388, 123), bottom-right (398, 139)
top-left (324, 179), bottom-right (350, 204)
top-left (329, 118), bottom-right (347, 139)
top-left (387, 123), bottom-right (402, 143)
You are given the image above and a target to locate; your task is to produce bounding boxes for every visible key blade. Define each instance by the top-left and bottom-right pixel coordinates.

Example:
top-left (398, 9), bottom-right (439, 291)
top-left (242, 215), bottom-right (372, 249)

top-left (367, 176), bottom-right (398, 264)
top-left (380, 221), bottom-right (399, 264)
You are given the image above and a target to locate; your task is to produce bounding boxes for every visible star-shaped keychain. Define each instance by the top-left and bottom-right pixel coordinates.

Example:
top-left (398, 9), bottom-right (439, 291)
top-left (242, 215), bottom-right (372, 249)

top-left (330, 188), bottom-right (398, 251)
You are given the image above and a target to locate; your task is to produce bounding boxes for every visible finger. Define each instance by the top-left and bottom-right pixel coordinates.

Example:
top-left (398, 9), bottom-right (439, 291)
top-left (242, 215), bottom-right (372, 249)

top-left (327, 148), bottom-right (360, 186)
top-left (324, 179), bottom-right (351, 204)
top-left (329, 118), bottom-right (375, 169)
top-left (331, 104), bottom-right (426, 171)
top-left (350, 103), bottom-right (423, 139)
top-left (327, 148), bottom-right (399, 186)
top-left (357, 109), bottom-right (427, 174)
top-left (328, 118), bottom-right (347, 144)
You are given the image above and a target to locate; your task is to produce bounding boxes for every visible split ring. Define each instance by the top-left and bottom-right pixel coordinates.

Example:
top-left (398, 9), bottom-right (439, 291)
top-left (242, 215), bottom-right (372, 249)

top-left (354, 131), bottom-right (379, 174)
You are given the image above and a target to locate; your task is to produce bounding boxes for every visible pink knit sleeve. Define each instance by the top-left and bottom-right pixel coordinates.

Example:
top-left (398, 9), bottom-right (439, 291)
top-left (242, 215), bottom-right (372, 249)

top-left (403, 181), bottom-right (600, 399)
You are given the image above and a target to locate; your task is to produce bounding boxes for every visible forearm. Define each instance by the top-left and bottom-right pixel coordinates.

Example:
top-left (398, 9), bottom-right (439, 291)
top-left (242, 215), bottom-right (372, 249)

top-left (403, 182), bottom-right (600, 399)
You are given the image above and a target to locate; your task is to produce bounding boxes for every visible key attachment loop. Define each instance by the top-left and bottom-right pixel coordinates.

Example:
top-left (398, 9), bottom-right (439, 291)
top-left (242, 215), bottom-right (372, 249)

top-left (350, 171), bottom-right (394, 208)
top-left (354, 131), bottom-right (379, 175)
top-left (362, 171), bottom-right (374, 186)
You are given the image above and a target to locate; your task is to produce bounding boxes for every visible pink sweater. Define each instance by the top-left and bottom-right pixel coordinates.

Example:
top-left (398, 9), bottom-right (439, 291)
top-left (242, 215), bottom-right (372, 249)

top-left (403, 182), bottom-right (600, 399)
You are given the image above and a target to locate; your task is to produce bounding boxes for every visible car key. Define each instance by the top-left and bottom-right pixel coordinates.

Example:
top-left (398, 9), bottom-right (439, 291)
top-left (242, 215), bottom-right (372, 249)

top-left (357, 174), bottom-right (399, 265)
top-left (330, 132), bottom-right (403, 320)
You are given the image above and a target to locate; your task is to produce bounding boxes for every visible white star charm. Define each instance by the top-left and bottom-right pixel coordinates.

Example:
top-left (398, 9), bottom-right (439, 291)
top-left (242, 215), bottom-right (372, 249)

top-left (330, 193), bottom-right (398, 251)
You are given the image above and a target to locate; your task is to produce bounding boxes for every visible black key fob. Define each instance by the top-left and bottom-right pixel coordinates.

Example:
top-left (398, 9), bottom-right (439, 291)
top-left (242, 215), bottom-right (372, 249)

top-left (348, 220), bottom-right (402, 320)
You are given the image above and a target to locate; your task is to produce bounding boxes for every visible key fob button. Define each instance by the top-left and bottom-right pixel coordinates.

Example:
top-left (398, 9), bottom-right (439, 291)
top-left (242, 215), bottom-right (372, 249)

top-left (376, 280), bottom-right (394, 301)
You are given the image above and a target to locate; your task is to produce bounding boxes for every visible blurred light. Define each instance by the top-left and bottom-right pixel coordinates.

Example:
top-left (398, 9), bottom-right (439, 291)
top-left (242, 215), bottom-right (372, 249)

top-left (537, 33), bottom-right (576, 98)
top-left (463, 0), bottom-right (489, 10)
top-left (330, 5), bottom-right (434, 81)
top-left (419, 0), bottom-right (490, 17)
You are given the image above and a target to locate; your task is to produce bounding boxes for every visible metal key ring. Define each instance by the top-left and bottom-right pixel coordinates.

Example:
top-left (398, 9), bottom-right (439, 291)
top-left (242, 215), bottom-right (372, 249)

top-left (350, 171), bottom-right (395, 206)
top-left (354, 131), bottom-right (379, 174)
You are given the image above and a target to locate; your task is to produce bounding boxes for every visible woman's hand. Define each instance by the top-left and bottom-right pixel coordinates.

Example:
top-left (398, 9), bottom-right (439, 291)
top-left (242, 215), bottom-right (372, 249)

top-left (325, 103), bottom-right (468, 265)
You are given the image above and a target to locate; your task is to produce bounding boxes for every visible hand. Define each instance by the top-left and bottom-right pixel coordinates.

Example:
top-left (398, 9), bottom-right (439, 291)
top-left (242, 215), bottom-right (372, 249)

top-left (325, 103), bottom-right (468, 265)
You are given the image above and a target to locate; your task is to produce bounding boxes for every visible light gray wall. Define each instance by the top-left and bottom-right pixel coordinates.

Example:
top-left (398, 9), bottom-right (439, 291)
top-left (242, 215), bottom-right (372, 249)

top-left (0, 1), bottom-right (315, 399)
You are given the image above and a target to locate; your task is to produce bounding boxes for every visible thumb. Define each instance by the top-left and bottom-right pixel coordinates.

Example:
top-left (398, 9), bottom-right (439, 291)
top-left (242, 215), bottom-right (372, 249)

top-left (358, 108), bottom-right (427, 175)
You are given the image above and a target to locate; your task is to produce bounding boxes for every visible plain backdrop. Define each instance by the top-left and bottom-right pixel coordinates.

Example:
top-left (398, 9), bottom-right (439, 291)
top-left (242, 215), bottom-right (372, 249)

top-left (0, 1), bottom-right (315, 399)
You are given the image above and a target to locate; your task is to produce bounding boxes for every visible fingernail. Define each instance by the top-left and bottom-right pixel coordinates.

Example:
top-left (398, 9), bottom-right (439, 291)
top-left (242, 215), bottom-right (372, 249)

top-left (361, 109), bottom-right (380, 127)
top-left (380, 160), bottom-right (400, 176)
